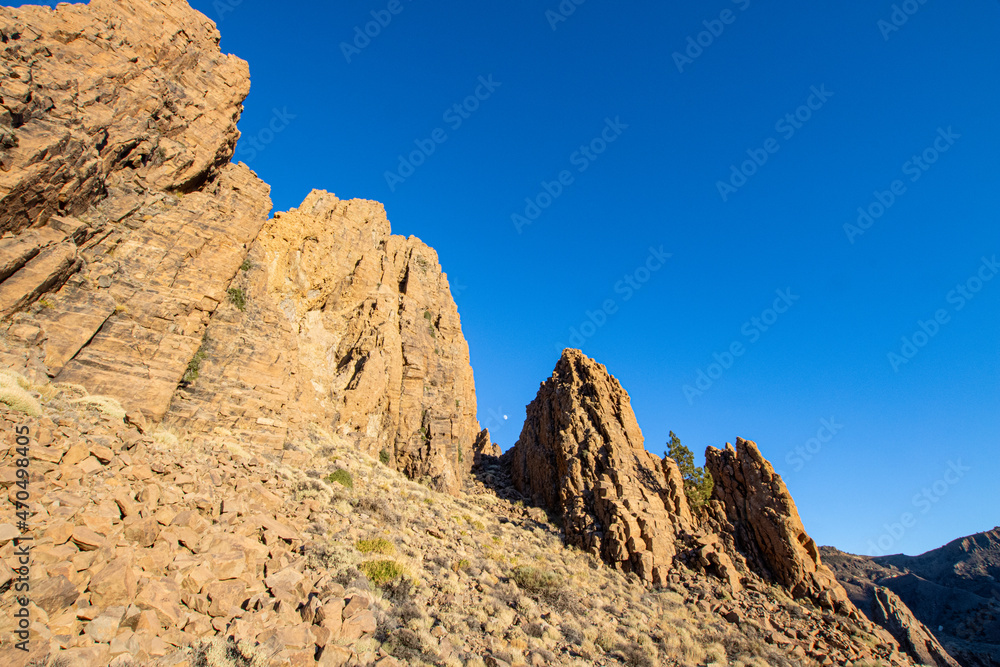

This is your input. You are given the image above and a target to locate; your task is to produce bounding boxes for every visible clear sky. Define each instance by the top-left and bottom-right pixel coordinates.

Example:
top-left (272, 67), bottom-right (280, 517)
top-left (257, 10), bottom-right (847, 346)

top-left (20, 0), bottom-right (999, 557)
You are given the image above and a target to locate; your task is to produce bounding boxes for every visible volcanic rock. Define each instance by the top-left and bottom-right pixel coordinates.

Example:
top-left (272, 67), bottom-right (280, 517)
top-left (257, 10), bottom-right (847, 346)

top-left (508, 349), bottom-right (692, 583)
top-left (705, 438), bottom-right (855, 613)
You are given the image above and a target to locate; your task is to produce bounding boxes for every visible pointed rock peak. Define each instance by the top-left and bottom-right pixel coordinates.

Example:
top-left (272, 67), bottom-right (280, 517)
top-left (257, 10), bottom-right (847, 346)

top-left (509, 350), bottom-right (692, 584)
top-left (706, 437), bottom-right (855, 614)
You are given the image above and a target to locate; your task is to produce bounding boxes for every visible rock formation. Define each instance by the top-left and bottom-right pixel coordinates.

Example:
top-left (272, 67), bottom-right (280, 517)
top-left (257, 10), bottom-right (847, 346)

top-left (705, 438), bottom-right (855, 614)
top-left (872, 586), bottom-right (963, 667)
top-left (164, 190), bottom-right (480, 493)
top-left (508, 349), bottom-right (693, 584)
top-left (0, 1), bottom-right (972, 665)
top-left (0, 0), bottom-right (480, 493)
top-left (824, 535), bottom-right (1000, 667)
top-left (0, 0), bottom-right (270, 423)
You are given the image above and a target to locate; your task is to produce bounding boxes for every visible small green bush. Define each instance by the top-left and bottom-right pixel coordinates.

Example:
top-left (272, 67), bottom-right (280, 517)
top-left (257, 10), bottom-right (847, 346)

top-left (327, 468), bottom-right (353, 489)
top-left (356, 538), bottom-right (395, 555)
top-left (240, 258), bottom-right (253, 272)
top-left (227, 287), bottom-right (247, 311)
top-left (359, 559), bottom-right (407, 586)
top-left (183, 346), bottom-right (207, 385)
top-left (379, 448), bottom-right (390, 465)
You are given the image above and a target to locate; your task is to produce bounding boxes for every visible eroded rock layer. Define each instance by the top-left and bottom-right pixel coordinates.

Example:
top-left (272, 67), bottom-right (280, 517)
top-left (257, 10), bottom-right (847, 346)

top-left (0, 0), bottom-right (480, 493)
top-left (873, 586), bottom-right (963, 667)
top-left (705, 438), bottom-right (855, 613)
top-left (166, 191), bottom-right (480, 493)
top-left (508, 349), bottom-right (692, 584)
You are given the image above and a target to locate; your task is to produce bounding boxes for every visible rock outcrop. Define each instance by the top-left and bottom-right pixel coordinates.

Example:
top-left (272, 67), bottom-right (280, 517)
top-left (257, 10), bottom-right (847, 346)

top-left (705, 438), bottom-right (855, 614)
top-left (0, 0), bottom-right (480, 493)
top-left (872, 586), bottom-right (963, 667)
top-left (166, 190), bottom-right (481, 493)
top-left (0, 0), bottom-right (270, 423)
top-left (508, 349), bottom-right (692, 584)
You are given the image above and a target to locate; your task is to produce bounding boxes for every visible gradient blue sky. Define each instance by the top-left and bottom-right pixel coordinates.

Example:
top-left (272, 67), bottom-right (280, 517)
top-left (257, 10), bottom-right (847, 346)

top-left (21, 0), bottom-right (998, 556)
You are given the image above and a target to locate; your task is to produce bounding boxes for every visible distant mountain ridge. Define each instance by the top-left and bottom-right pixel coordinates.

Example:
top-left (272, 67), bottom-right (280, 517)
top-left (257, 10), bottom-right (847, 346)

top-left (822, 527), bottom-right (1000, 667)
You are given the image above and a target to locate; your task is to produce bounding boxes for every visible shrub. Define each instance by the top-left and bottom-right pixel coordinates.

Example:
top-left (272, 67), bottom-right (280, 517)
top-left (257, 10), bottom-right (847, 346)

top-left (240, 258), bottom-right (253, 272)
top-left (68, 395), bottom-right (126, 420)
top-left (0, 372), bottom-right (41, 417)
top-left (327, 468), bottom-right (353, 489)
top-left (511, 565), bottom-right (561, 595)
top-left (183, 345), bottom-right (207, 385)
top-left (227, 287), bottom-right (247, 311)
top-left (354, 496), bottom-right (401, 526)
top-left (379, 448), bottom-right (390, 465)
top-left (190, 636), bottom-right (268, 667)
top-left (356, 538), bottom-right (395, 556)
top-left (358, 559), bottom-right (407, 586)
top-left (618, 642), bottom-right (656, 667)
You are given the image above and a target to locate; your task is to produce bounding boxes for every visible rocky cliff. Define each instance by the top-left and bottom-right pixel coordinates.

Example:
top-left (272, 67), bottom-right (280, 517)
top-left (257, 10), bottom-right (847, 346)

top-left (0, 0), bottom-right (976, 665)
top-left (506, 348), bottom-right (960, 667)
top-left (508, 349), bottom-right (693, 585)
top-left (0, 0), bottom-right (480, 494)
top-left (871, 586), bottom-right (963, 667)
top-left (704, 438), bottom-right (855, 615)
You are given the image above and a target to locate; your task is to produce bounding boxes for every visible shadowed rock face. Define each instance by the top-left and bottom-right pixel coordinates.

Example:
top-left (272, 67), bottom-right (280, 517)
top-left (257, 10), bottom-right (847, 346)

top-left (508, 349), bottom-right (693, 584)
top-left (824, 531), bottom-right (1000, 667)
top-left (0, 0), bottom-right (480, 493)
top-left (705, 438), bottom-right (855, 613)
top-left (873, 586), bottom-right (963, 667)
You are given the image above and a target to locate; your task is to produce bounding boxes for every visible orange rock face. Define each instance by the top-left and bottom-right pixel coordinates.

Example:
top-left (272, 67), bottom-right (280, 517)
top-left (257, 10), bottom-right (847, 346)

top-left (166, 191), bottom-right (481, 493)
top-left (509, 349), bottom-right (692, 584)
top-left (705, 438), bottom-right (855, 613)
top-left (0, 0), bottom-right (480, 493)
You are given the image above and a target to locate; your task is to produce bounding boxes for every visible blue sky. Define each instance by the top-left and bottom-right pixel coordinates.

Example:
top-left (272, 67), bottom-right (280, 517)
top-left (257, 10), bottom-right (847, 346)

top-left (21, 0), bottom-right (999, 556)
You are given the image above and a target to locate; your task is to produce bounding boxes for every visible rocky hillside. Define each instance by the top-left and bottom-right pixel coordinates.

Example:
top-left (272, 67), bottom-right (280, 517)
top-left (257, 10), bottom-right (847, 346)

top-left (0, 0), bottom-right (482, 494)
top-left (0, 0), bottom-right (980, 666)
top-left (822, 529), bottom-right (1000, 667)
top-left (505, 349), bottom-right (939, 667)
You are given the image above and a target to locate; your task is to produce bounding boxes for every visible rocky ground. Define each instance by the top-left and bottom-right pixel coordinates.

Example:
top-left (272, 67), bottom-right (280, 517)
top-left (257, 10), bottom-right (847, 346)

top-left (0, 369), bottom-right (915, 667)
top-left (0, 1), bottom-right (983, 665)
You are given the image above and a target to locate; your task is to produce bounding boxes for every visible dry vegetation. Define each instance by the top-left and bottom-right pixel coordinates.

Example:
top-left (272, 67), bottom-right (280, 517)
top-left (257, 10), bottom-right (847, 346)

top-left (268, 426), bottom-right (827, 667)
